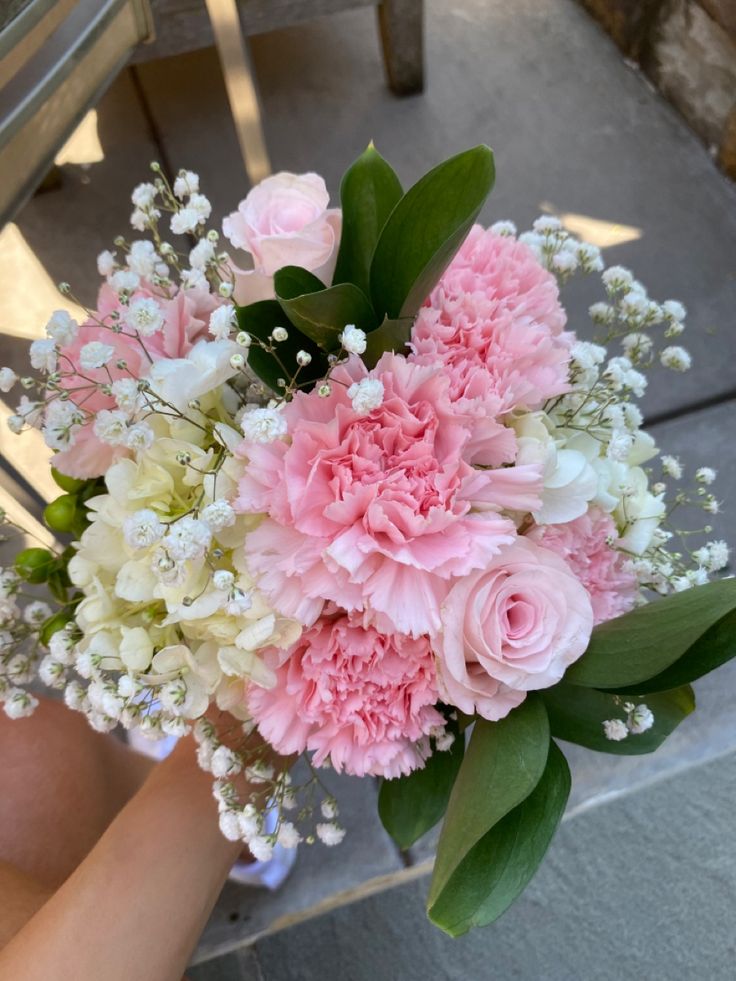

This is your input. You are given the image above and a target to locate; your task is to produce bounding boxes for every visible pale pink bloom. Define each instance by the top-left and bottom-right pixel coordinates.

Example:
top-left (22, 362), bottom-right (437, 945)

top-left (223, 172), bottom-right (342, 305)
top-left (248, 612), bottom-right (444, 778)
top-left (96, 282), bottom-right (215, 359)
top-left (411, 225), bottom-right (571, 466)
top-left (435, 537), bottom-right (593, 719)
top-left (53, 322), bottom-right (147, 478)
top-left (52, 284), bottom-right (217, 478)
top-left (529, 509), bottom-right (638, 624)
top-left (235, 354), bottom-right (543, 637)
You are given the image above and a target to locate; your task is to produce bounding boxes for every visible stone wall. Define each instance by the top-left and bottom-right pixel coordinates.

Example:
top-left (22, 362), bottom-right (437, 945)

top-left (579, 0), bottom-right (736, 179)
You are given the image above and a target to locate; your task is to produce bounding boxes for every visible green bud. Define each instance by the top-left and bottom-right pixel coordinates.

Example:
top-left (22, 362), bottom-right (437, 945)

top-left (51, 467), bottom-right (87, 494)
top-left (43, 494), bottom-right (79, 533)
top-left (15, 547), bottom-right (55, 583)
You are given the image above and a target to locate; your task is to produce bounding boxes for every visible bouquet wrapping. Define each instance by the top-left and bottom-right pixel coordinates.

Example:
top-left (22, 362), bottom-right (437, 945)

top-left (2, 145), bottom-right (734, 934)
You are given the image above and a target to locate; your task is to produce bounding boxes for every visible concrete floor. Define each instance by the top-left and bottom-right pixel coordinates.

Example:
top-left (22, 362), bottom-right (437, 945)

top-left (1, 0), bottom-right (735, 977)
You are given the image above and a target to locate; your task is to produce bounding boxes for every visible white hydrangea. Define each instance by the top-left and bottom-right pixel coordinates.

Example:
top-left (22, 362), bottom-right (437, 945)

top-left (348, 378), bottom-right (384, 416)
top-left (79, 341), bottom-right (116, 370)
top-left (241, 406), bottom-right (288, 444)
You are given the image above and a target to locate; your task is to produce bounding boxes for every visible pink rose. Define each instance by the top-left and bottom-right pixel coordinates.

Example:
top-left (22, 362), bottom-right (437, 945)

top-left (248, 612), bottom-right (444, 778)
top-left (223, 172), bottom-right (341, 304)
top-left (435, 537), bottom-right (594, 720)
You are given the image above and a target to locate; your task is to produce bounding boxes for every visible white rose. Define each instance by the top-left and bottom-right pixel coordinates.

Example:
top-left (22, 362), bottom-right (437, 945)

top-left (119, 626), bottom-right (154, 671)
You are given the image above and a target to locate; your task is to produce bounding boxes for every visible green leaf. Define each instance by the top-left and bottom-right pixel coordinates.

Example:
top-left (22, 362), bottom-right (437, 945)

top-left (235, 300), bottom-right (326, 394)
top-left (565, 579), bottom-right (736, 690)
top-left (333, 143), bottom-right (403, 296)
top-left (369, 145), bottom-right (495, 320)
top-left (618, 606), bottom-right (736, 695)
top-left (363, 315), bottom-right (414, 367)
top-left (542, 682), bottom-right (695, 754)
top-left (378, 729), bottom-right (465, 850)
top-left (427, 695), bottom-right (549, 909)
top-left (427, 741), bottom-right (570, 936)
top-left (272, 266), bottom-right (325, 300)
top-left (274, 274), bottom-right (378, 352)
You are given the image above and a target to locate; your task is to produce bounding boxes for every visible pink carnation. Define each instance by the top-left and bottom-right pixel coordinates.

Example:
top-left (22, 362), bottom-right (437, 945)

top-left (248, 613), bottom-right (444, 778)
top-left (235, 354), bottom-right (543, 637)
top-left (529, 509), bottom-right (638, 624)
top-left (410, 225), bottom-right (571, 466)
top-left (52, 283), bottom-right (218, 478)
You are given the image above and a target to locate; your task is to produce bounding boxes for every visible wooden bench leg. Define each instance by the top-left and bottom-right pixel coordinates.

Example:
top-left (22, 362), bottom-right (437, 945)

top-left (377, 0), bottom-right (424, 96)
top-left (204, 0), bottom-right (271, 185)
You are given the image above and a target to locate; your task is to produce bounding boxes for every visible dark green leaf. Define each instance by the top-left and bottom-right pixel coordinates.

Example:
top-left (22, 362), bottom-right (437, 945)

top-left (363, 315), bottom-right (414, 367)
top-left (236, 300), bottom-right (326, 394)
top-left (542, 682), bottom-right (695, 754)
top-left (565, 579), bottom-right (736, 689)
top-left (272, 266), bottom-right (325, 300)
top-left (333, 143), bottom-right (403, 296)
top-left (369, 145), bottom-right (495, 320)
top-left (428, 741), bottom-right (570, 936)
top-left (274, 277), bottom-right (377, 352)
top-left (428, 695), bottom-right (549, 908)
top-left (378, 730), bottom-right (465, 850)
top-left (617, 607), bottom-right (736, 695)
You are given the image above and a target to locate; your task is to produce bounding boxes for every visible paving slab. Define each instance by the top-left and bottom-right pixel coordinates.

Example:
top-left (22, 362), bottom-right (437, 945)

top-left (246, 749), bottom-right (736, 981)
top-left (135, 0), bottom-right (736, 420)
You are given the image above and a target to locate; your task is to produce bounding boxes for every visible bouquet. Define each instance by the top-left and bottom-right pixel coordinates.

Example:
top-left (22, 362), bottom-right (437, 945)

top-left (2, 144), bottom-right (734, 936)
